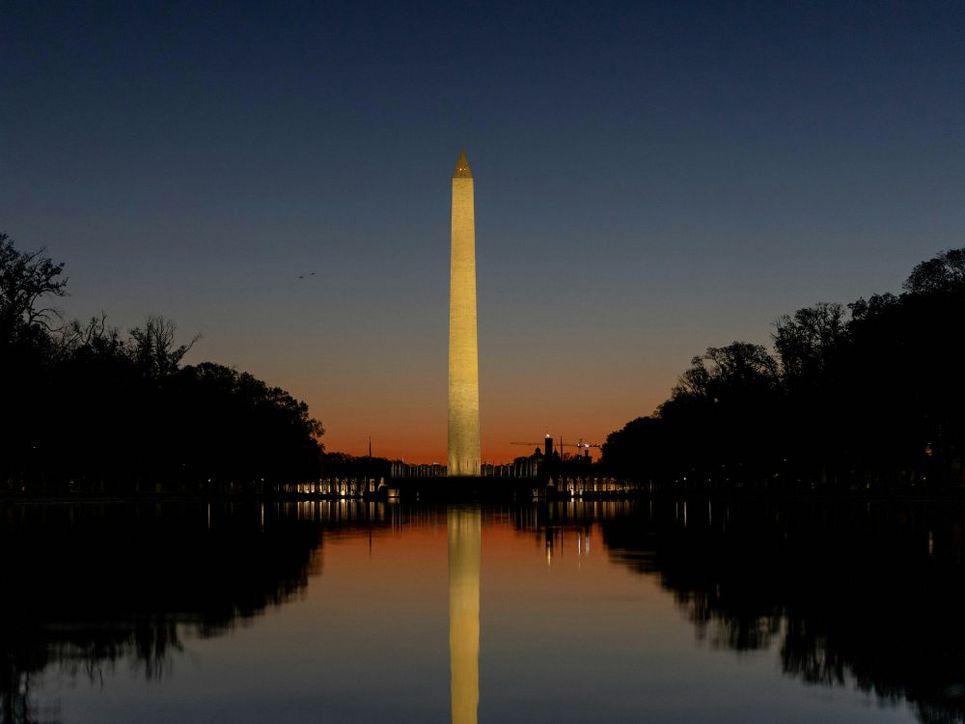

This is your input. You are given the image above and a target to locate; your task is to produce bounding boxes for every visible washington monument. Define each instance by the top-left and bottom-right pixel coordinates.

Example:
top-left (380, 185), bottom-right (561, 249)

top-left (448, 151), bottom-right (481, 476)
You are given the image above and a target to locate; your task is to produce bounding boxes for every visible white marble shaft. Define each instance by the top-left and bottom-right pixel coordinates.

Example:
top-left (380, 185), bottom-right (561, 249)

top-left (448, 151), bottom-right (481, 477)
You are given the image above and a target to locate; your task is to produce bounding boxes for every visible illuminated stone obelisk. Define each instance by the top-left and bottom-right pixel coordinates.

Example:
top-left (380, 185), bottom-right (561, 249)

top-left (448, 151), bottom-right (481, 477)
top-left (448, 507), bottom-right (481, 724)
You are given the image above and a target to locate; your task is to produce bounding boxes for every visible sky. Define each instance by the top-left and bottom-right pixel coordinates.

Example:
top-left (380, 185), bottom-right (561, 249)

top-left (2, 1), bottom-right (964, 463)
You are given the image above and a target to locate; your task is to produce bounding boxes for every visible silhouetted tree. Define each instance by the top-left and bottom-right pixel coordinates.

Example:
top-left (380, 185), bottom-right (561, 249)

top-left (128, 316), bottom-right (197, 378)
top-left (0, 232), bottom-right (66, 347)
top-left (602, 342), bottom-right (782, 487)
top-left (773, 302), bottom-right (846, 384)
top-left (602, 246), bottom-right (965, 489)
top-left (321, 452), bottom-right (391, 480)
top-left (0, 234), bottom-right (324, 493)
top-left (903, 248), bottom-right (965, 294)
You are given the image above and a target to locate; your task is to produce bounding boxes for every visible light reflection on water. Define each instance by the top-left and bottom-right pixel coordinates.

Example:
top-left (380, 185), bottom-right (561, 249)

top-left (1, 499), bottom-right (963, 723)
top-left (449, 508), bottom-right (480, 724)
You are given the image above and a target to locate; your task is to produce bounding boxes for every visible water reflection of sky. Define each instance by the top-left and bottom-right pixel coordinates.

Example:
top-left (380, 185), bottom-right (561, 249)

top-left (5, 501), bottom-right (953, 723)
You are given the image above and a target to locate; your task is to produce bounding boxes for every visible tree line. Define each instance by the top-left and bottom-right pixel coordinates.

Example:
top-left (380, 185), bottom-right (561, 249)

top-left (1, 233), bottom-right (324, 494)
top-left (601, 247), bottom-right (965, 490)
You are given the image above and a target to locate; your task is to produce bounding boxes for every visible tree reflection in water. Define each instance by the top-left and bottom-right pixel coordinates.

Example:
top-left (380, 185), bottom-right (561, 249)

top-left (600, 499), bottom-right (965, 724)
top-left (5, 500), bottom-right (965, 724)
top-left (0, 502), bottom-right (326, 724)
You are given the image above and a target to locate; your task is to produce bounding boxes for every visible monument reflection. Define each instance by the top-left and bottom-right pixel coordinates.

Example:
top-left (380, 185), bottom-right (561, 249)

top-left (448, 507), bottom-right (481, 724)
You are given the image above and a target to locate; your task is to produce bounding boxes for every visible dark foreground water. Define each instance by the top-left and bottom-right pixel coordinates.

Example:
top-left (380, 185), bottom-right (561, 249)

top-left (2, 499), bottom-right (964, 723)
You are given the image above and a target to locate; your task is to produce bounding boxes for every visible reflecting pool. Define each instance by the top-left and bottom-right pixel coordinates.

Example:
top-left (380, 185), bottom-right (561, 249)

top-left (2, 499), bottom-right (963, 723)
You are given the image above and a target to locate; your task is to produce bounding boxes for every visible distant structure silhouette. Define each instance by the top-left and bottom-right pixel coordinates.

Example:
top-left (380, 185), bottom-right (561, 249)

top-left (448, 151), bottom-right (481, 476)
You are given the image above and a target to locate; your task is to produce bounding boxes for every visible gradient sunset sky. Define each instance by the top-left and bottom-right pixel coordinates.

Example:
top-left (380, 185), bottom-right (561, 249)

top-left (2, 1), bottom-right (964, 462)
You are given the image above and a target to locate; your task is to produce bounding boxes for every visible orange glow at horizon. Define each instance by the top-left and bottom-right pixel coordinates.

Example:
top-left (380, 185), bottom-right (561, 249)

top-left (316, 409), bottom-right (665, 465)
top-left (274, 365), bottom-right (675, 464)
top-left (279, 346), bottom-right (679, 465)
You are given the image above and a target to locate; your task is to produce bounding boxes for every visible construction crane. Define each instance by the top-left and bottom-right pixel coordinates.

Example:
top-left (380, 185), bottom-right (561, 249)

top-left (510, 434), bottom-right (556, 458)
top-left (573, 439), bottom-right (602, 451)
top-left (510, 436), bottom-right (602, 460)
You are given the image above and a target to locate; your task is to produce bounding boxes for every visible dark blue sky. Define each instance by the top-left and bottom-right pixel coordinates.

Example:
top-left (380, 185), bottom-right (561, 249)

top-left (3, 1), bottom-right (964, 459)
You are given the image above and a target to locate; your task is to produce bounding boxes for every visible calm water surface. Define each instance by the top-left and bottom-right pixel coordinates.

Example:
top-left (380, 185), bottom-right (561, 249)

top-left (3, 499), bottom-right (964, 723)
